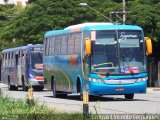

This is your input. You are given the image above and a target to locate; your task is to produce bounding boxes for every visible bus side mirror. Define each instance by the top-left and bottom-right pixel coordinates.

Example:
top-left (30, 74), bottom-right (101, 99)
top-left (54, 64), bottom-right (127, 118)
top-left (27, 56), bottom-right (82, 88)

top-left (85, 38), bottom-right (91, 56)
top-left (145, 37), bottom-right (152, 55)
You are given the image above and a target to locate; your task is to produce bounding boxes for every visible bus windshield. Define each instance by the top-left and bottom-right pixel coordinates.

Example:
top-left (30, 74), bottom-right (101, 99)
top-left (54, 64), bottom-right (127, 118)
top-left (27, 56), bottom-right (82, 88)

top-left (91, 30), bottom-right (145, 75)
top-left (30, 51), bottom-right (43, 69)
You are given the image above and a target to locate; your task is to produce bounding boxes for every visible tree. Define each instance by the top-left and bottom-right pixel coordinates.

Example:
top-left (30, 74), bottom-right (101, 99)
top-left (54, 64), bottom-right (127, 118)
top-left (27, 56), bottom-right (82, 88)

top-left (0, 0), bottom-right (160, 51)
top-left (126, 0), bottom-right (160, 42)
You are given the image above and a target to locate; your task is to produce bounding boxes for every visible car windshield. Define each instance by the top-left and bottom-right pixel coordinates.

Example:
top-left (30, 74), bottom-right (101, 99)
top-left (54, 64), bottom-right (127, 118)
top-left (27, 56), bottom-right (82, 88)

top-left (91, 30), bottom-right (145, 75)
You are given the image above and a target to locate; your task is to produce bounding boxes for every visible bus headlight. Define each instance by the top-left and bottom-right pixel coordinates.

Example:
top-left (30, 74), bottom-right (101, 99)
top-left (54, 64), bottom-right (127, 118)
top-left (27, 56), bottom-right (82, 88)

top-left (144, 77), bottom-right (148, 80)
top-left (136, 77), bottom-right (148, 83)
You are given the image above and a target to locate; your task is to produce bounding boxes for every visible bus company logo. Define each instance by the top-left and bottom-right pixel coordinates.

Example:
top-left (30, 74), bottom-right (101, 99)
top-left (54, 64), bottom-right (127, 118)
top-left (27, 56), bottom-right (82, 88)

top-left (120, 32), bottom-right (138, 42)
top-left (69, 54), bottom-right (77, 68)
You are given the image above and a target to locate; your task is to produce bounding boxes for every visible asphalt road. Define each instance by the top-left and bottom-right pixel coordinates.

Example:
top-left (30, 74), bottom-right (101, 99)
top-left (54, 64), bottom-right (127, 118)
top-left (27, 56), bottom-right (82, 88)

top-left (0, 83), bottom-right (160, 114)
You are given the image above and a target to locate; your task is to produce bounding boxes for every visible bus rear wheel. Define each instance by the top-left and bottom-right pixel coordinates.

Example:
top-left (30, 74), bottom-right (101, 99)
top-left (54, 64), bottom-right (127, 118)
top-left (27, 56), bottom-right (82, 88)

top-left (8, 76), bottom-right (17, 90)
top-left (8, 85), bottom-right (17, 91)
top-left (8, 84), bottom-right (17, 91)
top-left (124, 94), bottom-right (134, 100)
top-left (52, 78), bottom-right (57, 98)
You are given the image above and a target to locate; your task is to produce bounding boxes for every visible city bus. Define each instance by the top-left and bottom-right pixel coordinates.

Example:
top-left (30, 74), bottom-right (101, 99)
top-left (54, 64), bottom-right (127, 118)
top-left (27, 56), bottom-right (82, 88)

top-left (1, 44), bottom-right (44, 91)
top-left (43, 23), bottom-right (152, 100)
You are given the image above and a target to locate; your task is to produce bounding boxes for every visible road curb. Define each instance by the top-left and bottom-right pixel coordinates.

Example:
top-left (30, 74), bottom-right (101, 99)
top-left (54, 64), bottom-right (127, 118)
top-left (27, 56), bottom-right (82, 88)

top-left (147, 87), bottom-right (160, 91)
top-left (0, 88), bottom-right (2, 96)
top-left (152, 88), bottom-right (160, 91)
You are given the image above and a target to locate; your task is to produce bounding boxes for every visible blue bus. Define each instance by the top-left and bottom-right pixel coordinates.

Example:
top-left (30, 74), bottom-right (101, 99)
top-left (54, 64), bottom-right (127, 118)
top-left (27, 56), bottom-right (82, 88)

top-left (43, 23), bottom-right (152, 99)
top-left (1, 44), bottom-right (44, 91)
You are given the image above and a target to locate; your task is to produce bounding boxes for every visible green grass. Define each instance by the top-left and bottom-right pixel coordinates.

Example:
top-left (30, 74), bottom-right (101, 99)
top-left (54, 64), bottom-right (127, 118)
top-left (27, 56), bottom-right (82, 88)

top-left (0, 96), bottom-right (91, 120)
top-left (1, 96), bottom-right (159, 120)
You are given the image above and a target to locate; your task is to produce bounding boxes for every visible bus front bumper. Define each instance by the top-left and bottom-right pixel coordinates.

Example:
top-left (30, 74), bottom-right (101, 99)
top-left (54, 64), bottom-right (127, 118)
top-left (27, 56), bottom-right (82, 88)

top-left (29, 78), bottom-right (44, 86)
top-left (88, 81), bottom-right (147, 95)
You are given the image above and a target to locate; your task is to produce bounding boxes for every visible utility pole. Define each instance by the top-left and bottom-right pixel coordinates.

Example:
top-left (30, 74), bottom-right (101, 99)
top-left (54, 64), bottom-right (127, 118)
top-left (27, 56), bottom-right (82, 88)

top-left (110, 0), bottom-right (129, 24)
top-left (122, 0), bottom-right (126, 24)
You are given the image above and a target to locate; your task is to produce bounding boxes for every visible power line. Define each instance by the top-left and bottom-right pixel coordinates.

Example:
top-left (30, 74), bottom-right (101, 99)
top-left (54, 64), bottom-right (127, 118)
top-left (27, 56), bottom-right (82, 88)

top-left (110, 0), bottom-right (130, 24)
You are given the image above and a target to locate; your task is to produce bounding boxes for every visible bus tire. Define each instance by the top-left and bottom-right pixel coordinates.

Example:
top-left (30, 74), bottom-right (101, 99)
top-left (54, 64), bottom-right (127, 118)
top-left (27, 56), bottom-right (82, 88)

top-left (60, 93), bottom-right (67, 98)
top-left (80, 86), bottom-right (83, 101)
top-left (51, 76), bottom-right (57, 98)
top-left (33, 86), bottom-right (44, 91)
top-left (124, 94), bottom-right (134, 100)
top-left (8, 76), bottom-right (11, 90)
top-left (8, 76), bottom-right (17, 91)
top-left (77, 78), bottom-right (83, 101)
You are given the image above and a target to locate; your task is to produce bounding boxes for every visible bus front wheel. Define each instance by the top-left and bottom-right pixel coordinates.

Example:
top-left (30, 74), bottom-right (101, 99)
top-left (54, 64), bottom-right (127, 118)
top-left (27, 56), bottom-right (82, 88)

top-left (124, 94), bottom-right (134, 100)
top-left (22, 76), bottom-right (27, 91)
top-left (33, 86), bottom-right (44, 91)
top-left (77, 79), bottom-right (83, 101)
top-left (52, 77), bottom-right (57, 98)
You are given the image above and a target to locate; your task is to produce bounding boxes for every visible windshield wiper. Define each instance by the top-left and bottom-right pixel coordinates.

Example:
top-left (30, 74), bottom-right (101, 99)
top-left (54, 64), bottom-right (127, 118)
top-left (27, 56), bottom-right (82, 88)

top-left (91, 67), bottom-right (111, 76)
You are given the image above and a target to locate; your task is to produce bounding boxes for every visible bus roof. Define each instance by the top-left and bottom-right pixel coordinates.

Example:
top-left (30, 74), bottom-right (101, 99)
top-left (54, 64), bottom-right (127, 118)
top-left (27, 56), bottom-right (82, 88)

top-left (64, 22), bottom-right (113, 30)
top-left (2, 44), bottom-right (43, 53)
top-left (45, 22), bottom-right (143, 38)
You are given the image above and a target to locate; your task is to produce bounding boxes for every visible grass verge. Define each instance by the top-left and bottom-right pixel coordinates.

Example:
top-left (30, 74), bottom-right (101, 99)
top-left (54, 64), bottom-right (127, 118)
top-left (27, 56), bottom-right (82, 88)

top-left (0, 95), bottom-right (93, 120)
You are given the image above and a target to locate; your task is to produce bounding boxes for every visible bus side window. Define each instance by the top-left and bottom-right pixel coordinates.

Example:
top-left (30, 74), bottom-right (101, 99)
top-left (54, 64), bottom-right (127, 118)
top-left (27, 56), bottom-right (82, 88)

top-left (74, 33), bottom-right (81, 54)
top-left (54, 36), bottom-right (61, 55)
top-left (8, 53), bottom-right (10, 66)
top-left (61, 35), bottom-right (67, 54)
top-left (2, 53), bottom-right (5, 66)
top-left (44, 39), bottom-right (46, 55)
top-left (6, 53), bottom-right (8, 67)
top-left (45, 38), bottom-right (49, 55)
top-left (12, 52), bottom-right (14, 66)
top-left (4, 53), bottom-right (6, 66)
top-left (10, 53), bottom-right (12, 66)
top-left (13, 53), bottom-right (16, 66)
top-left (22, 52), bottom-right (25, 67)
top-left (68, 34), bottom-right (75, 54)
top-left (25, 53), bottom-right (28, 69)
top-left (50, 37), bottom-right (55, 55)
top-left (18, 51), bottom-right (22, 66)
top-left (15, 52), bottom-right (19, 67)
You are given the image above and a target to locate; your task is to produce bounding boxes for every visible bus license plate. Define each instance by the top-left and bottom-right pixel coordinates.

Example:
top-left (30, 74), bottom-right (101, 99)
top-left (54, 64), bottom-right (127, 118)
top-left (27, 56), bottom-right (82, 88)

top-left (115, 88), bottom-right (125, 91)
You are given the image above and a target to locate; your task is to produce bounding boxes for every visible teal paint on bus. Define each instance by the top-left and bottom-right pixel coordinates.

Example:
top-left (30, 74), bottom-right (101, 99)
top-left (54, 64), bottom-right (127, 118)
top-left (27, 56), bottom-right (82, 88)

top-left (43, 23), bottom-right (148, 99)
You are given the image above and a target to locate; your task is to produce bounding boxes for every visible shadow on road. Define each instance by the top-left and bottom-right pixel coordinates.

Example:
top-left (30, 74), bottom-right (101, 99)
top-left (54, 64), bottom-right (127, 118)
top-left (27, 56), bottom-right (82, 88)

top-left (44, 94), bottom-right (148, 102)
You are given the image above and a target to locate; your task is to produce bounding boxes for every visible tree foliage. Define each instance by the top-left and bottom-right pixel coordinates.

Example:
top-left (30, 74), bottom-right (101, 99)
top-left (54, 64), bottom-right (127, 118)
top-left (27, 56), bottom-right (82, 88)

top-left (0, 0), bottom-right (160, 50)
